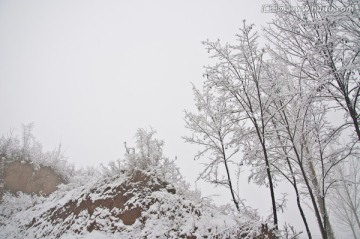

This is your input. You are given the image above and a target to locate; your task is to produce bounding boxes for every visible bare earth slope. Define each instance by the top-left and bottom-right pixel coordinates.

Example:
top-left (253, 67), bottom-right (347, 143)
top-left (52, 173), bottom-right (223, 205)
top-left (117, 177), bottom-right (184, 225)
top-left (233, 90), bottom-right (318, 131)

top-left (3, 160), bottom-right (65, 196)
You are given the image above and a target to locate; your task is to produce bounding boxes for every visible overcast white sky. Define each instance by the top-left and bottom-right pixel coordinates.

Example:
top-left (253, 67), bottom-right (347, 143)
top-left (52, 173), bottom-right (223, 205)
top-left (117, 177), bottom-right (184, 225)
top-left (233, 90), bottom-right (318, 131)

top-left (0, 0), bottom-right (272, 167)
top-left (0, 1), bottom-right (335, 238)
top-left (0, 0), bottom-right (272, 188)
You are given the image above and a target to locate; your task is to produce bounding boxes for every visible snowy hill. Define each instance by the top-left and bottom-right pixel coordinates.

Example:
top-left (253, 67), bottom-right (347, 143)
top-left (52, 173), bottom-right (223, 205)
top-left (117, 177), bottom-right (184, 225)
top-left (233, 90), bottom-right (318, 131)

top-left (0, 168), bottom-right (274, 239)
top-left (0, 126), bottom-right (276, 238)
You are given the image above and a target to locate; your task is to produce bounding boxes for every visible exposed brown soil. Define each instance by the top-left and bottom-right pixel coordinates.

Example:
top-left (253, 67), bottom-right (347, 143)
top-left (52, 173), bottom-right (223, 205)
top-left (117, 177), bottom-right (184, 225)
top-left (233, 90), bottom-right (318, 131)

top-left (30, 170), bottom-right (177, 235)
top-left (24, 170), bottom-right (276, 239)
top-left (3, 161), bottom-right (65, 197)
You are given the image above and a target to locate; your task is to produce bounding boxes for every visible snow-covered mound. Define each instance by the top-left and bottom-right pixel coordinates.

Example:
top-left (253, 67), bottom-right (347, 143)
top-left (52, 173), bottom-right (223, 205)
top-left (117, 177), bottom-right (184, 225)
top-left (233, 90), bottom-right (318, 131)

top-left (0, 169), bottom-right (274, 239)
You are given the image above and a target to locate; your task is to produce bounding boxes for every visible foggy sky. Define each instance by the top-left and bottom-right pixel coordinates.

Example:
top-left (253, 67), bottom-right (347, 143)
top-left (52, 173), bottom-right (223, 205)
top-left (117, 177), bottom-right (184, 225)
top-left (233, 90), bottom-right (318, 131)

top-left (0, 1), bottom-right (330, 238)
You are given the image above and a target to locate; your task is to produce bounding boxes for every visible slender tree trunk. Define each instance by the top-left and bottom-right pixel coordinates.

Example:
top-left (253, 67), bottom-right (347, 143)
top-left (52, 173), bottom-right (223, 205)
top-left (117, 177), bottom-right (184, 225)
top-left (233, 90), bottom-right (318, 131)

top-left (255, 124), bottom-right (278, 231)
top-left (220, 138), bottom-right (240, 212)
top-left (281, 112), bottom-right (328, 239)
top-left (328, 57), bottom-right (360, 141)
top-left (345, 94), bottom-right (360, 142)
top-left (232, 90), bottom-right (279, 230)
top-left (338, 162), bottom-right (360, 232)
top-left (254, 78), bottom-right (278, 231)
top-left (350, 223), bottom-right (358, 239)
top-left (300, 159), bottom-right (328, 239)
top-left (224, 158), bottom-right (240, 211)
top-left (286, 158), bottom-right (312, 239)
top-left (262, 145), bottom-right (278, 231)
top-left (307, 151), bottom-right (335, 239)
top-left (0, 156), bottom-right (4, 201)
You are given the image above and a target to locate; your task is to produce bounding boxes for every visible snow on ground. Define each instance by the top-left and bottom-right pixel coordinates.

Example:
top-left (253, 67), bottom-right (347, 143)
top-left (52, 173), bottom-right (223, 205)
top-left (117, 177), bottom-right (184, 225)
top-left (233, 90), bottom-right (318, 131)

top-left (0, 169), bottom-right (268, 239)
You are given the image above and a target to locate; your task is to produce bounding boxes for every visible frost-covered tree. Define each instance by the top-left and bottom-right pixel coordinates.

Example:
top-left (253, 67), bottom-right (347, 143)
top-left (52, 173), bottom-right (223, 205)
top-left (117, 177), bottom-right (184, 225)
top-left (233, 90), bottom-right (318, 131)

top-left (185, 1), bottom-right (359, 237)
top-left (261, 60), bottom-right (314, 238)
top-left (120, 127), bottom-right (195, 197)
top-left (187, 22), bottom-right (280, 230)
top-left (0, 124), bottom-right (72, 181)
top-left (263, 1), bottom-right (360, 238)
top-left (330, 157), bottom-right (360, 238)
top-left (124, 127), bottom-right (164, 171)
top-left (184, 86), bottom-right (241, 211)
top-left (264, 52), bottom-right (358, 239)
top-left (265, 0), bottom-right (360, 142)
